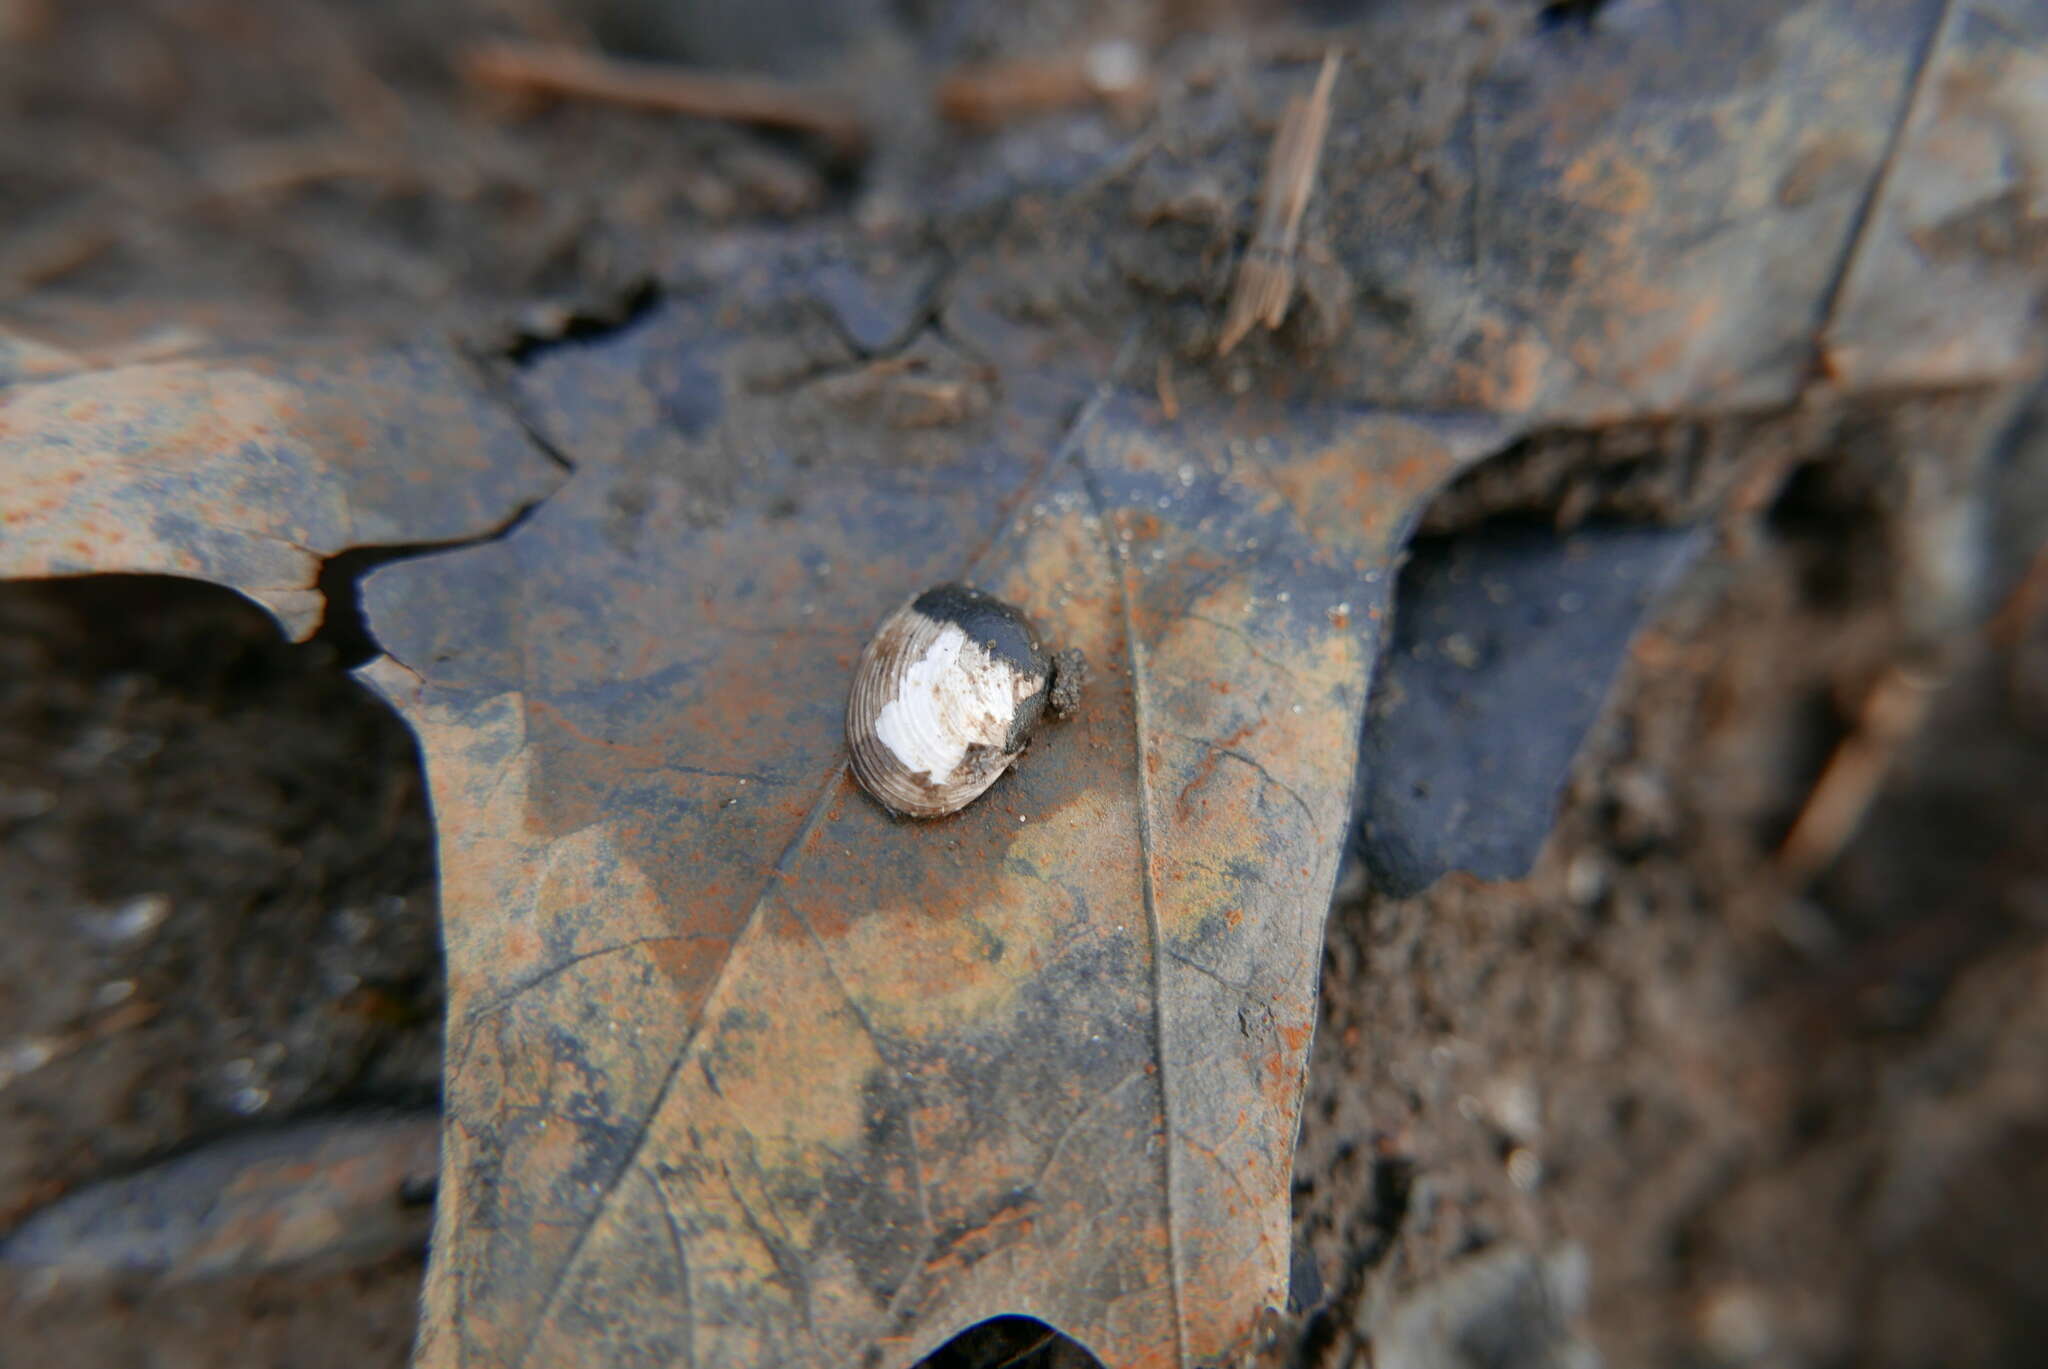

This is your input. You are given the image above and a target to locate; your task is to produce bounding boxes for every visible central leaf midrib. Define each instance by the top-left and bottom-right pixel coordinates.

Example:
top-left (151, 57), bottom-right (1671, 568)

top-left (1075, 426), bottom-right (1194, 1369)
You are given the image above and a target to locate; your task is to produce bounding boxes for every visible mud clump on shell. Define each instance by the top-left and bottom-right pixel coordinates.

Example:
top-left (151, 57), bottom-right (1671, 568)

top-left (846, 584), bottom-right (1083, 818)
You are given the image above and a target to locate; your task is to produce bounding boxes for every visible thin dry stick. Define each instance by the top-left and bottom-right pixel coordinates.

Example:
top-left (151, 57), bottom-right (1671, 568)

top-left (1783, 541), bottom-right (2048, 880)
top-left (0, 1000), bottom-right (159, 1093)
top-left (460, 40), bottom-right (867, 157)
top-left (202, 134), bottom-right (423, 199)
top-left (0, 212), bottom-right (116, 295)
top-left (1217, 50), bottom-right (1340, 356)
top-left (1776, 665), bottom-right (1938, 882)
top-left (935, 39), bottom-right (1153, 127)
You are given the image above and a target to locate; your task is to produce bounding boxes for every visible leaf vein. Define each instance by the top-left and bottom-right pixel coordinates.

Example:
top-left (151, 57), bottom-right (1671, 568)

top-left (784, 902), bottom-right (938, 1247)
top-left (1812, 0), bottom-right (1959, 353)
top-left (1163, 946), bottom-right (1253, 996)
top-left (1032, 1065), bottom-right (1150, 1192)
top-left (507, 770), bottom-right (845, 1369)
top-left (643, 1165), bottom-right (699, 1369)
top-left (1078, 429), bottom-right (1193, 1369)
top-left (1164, 729), bottom-right (1320, 834)
top-left (1178, 611), bottom-right (1305, 686)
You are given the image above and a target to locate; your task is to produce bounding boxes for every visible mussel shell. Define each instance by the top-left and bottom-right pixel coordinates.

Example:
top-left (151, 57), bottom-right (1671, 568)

top-left (846, 584), bottom-right (1053, 818)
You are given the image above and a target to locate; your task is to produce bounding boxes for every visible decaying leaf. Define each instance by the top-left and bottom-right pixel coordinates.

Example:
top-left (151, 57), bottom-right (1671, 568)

top-left (354, 268), bottom-right (1502, 1365)
top-left (1354, 519), bottom-right (1706, 897)
top-left (0, 1112), bottom-right (439, 1284)
top-left (1820, 0), bottom-right (2048, 389)
top-left (3, 1), bottom-right (2044, 1364)
top-left (1307, 0), bottom-right (1988, 419)
top-left (0, 340), bottom-right (562, 635)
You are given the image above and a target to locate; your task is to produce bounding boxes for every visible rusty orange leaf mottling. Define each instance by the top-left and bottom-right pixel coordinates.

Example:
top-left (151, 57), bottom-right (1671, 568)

top-left (0, 338), bottom-right (561, 635)
top-left (5, 4), bottom-right (2039, 1362)
top-left (358, 281), bottom-right (1497, 1364)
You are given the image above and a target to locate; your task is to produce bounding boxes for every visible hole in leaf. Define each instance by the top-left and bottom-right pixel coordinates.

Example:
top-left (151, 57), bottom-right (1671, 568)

top-left (912, 1315), bottom-right (1105, 1369)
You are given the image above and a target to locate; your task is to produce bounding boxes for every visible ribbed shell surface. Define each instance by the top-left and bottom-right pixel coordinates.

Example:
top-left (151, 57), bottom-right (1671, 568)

top-left (846, 600), bottom-right (1046, 818)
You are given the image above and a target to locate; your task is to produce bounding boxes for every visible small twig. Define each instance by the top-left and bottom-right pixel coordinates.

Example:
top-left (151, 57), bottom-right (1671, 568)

top-left (460, 40), bottom-right (867, 158)
top-left (936, 39), bottom-right (1154, 127)
top-left (202, 135), bottom-right (423, 199)
top-left (1156, 356), bottom-right (1180, 420)
top-left (1217, 50), bottom-right (1340, 356)
top-left (1776, 664), bottom-right (1939, 882)
top-left (0, 999), bottom-right (159, 1094)
top-left (0, 212), bottom-right (116, 295)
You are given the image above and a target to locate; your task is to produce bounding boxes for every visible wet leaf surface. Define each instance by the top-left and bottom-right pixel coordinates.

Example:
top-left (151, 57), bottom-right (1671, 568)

top-left (2, 0), bottom-right (2044, 1363)
top-left (1354, 519), bottom-right (1707, 897)
top-left (0, 1112), bottom-right (439, 1283)
top-left (0, 342), bottom-right (562, 635)
top-left (1312, 0), bottom-right (1955, 418)
top-left (359, 272), bottom-right (1502, 1365)
top-left (1823, 0), bottom-right (2048, 389)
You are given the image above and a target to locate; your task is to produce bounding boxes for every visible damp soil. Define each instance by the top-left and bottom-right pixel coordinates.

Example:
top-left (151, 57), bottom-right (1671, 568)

top-left (1293, 454), bottom-right (2048, 1369)
top-left (6, 408), bottom-right (2042, 1369)
top-left (2, 2), bottom-right (2044, 1367)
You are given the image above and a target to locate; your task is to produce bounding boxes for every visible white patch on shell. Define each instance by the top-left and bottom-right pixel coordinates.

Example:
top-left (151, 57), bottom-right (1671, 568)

top-left (873, 624), bottom-right (1036, 785)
